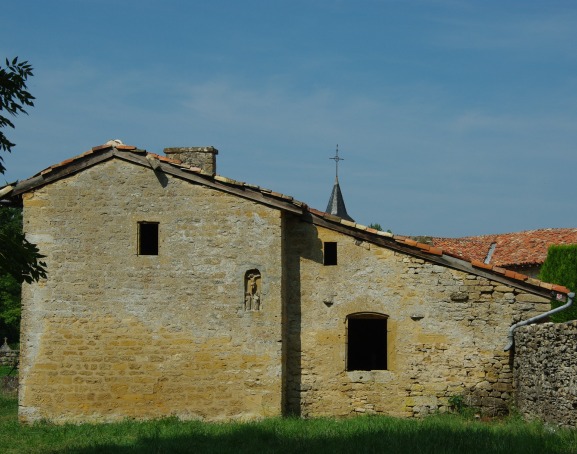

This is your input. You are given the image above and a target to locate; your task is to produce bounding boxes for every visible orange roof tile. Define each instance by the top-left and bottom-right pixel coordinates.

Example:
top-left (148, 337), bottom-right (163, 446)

top-left (432, 228), bottom-right (577, 267)
top-left (2, 142), bottom-right (571, 299)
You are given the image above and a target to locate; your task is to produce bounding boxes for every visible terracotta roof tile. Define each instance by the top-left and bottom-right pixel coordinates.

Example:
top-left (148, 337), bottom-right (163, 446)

top-left (432, 228), bottom-right (577, 267)
top-left (309, 208), bottom-right (327, 217)
top-left (91, 144), bottom-right (111, 152)
top-left (427, 247), bottom-right (443, 256)
top-left (91, 143), bottom-right (137, 152)
top-left (471, 260), bottom-right (493, 270)
top-left (340, 219), bottom-right (357, 228)
top-left (528, 278), bottom-right (544, 288)
top-left (324, 213), bottom-right (342, 223)
top-left (146, 152), bottom-right (182, 166)
top-left (5, 142), bottom-right (570, 299)
top-left (552, 284), bottom-right (570, 293)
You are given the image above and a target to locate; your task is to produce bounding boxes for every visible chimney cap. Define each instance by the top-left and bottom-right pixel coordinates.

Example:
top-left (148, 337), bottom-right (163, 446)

top-left (164, 146), bottom-right (218, 155)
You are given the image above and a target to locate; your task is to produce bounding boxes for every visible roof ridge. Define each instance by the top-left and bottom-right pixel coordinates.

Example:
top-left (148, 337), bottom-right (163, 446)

top-left (305, 208), bottom-right (569, 297)
top-left (433, 227), bottom-right (577, 241)
top-left (1, 142), bottom-right (570, 298)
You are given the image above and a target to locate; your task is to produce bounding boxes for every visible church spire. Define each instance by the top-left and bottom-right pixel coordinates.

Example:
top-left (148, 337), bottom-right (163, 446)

top-left (325, 145), bottom-right (354, 222)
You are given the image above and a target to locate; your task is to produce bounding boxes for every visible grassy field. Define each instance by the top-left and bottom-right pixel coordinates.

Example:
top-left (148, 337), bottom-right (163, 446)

top-left (0, 392), bottom-right (575, 454)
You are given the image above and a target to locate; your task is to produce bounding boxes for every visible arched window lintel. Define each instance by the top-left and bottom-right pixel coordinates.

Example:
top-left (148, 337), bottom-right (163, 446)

top-left (346, 312), bottom-right (388, 323)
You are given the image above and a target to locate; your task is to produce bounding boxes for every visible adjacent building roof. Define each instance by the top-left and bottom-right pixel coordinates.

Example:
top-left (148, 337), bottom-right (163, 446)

top-left (432, 229), bottom-right (577, 268)
top-left (0, 142), bottom-right (570, 299)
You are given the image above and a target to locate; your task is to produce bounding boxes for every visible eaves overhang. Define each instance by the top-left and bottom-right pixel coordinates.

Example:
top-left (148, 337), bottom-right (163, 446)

top-left (303, 210), bottom-right (569, 302)
top-left (1, 142), bottom-right (569, 302)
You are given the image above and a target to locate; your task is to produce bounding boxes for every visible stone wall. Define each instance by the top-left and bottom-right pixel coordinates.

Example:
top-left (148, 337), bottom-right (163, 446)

top-left (513, 321), bottom-right (577, 428)
top-left (19, 159), bottom-right (284, 423)
top-left (0, 350), bottom-right (18, 367)
top-left (17, 154), bottom-right (556, 424)
top-left (284, 216), bottom-right (550, 418)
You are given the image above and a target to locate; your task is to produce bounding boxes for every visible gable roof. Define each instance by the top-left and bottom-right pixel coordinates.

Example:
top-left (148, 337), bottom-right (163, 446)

top-left (432, 229), bottom-right (577, 268)
top-left (1, 142), bottom-right (569, 300)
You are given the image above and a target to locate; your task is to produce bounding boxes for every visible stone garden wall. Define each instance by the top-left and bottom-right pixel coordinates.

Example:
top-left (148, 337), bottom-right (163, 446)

top-left (0, 341), bottom-right (19, 393)
top-left (0, 350), bottom-right (18, 367)
top-left (513, 320), bottom-right (577, 428)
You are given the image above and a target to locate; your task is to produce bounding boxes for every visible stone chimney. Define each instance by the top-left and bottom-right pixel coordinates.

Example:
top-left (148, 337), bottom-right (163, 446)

top-left (163, 147), bottom-right (219, 175)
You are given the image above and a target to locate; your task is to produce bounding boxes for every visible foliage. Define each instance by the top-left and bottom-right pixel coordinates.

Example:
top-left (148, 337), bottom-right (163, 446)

top-left (447, 394), bottom-right (480, 419)
top-left (0, 56), bottom-right (45, 284)
top-left (368, 223), bottom-right (383, 231)
top-left (0, 273), bottom-right (19, 342)
top-left (0, 57), bottom-right (34, 174)
top-left (0, 208), bottom-right (46, 341)
top-left (448, 394), bottom-right (466, 413)
top-left (0, 58), bottom-right (44, 341)
top-left (539, 244), bottom-right (577, 322)
top-left (0, 207), bottom-right (46, 285)
top-left (0, 399), bottom-right (575, 454)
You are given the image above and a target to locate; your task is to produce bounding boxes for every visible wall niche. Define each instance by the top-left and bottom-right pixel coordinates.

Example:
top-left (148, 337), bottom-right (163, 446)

top-left (244, 269), bottom-right (262, 311)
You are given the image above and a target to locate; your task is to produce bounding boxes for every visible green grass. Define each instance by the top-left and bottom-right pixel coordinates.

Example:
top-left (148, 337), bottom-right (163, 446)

top-left (0, 393), bottom-right (575, 454)
top-left (0, 365), bottom-right (18, 377)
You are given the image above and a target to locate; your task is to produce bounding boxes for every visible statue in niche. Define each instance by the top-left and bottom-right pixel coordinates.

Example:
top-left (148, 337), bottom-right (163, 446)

top-left (244, 270), bottom-right (262, 311)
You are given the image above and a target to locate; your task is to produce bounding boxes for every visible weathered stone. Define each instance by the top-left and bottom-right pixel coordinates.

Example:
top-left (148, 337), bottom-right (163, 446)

top-left (515, 293), bottom-right (549, 303)
top-left (16, 151), bottom-right (556, 424)
top-left (514, 321), bottom-right (577, 428)
top-left (450, 292), bottom-right (469, 302)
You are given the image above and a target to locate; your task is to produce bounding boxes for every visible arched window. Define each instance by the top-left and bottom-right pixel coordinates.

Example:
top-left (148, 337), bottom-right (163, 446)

top-left (346, 313), bottom-right (388, 371)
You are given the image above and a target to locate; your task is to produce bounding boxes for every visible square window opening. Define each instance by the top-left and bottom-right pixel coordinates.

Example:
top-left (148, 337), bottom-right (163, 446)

top-left (347, 317), bottom-right (387, 371)
top-left (324, 242), bottom-right (337, 266)
top-left (138, 222), bottom-right (159, 255)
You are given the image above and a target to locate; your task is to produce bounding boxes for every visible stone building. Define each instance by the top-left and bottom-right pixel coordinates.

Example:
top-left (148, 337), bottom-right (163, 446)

top-left (0, 142), bottom-right (569, 424)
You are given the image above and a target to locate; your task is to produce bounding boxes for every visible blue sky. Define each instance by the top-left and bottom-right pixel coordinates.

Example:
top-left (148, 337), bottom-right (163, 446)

top-left (2, 0), bottom-right (576, 237)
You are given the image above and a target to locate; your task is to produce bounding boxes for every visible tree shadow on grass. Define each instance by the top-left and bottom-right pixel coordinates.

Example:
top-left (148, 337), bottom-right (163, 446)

top-left (58, 416), bottom-right (576, 454)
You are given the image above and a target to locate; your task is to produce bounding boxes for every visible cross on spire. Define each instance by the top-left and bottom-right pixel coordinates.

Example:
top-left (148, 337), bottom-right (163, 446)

top-left (325, 144), bottom-right (354, 222)
top-left (330, 144), bottom-right (344, 180)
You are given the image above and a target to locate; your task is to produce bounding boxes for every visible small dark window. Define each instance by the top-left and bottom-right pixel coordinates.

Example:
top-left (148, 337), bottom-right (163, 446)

top-left (138, 222), bottom-right (159, 255)
top-left (324, 242), bottom-right (337, 265)
top-left (347, 314), bottom-right (388, 371)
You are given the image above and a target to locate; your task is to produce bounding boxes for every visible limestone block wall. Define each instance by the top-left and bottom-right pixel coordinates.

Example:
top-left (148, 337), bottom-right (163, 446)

top-left (19, 159), bottom-right (284, 423)
top-left (513, 321), bottom-right (577, 428)
top-left (284, 217), bottom-right (550, 418)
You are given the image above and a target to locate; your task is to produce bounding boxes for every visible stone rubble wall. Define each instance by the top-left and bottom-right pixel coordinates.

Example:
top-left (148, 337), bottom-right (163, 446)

top-left (0, 350), bottom-right (18, 367)
top-left (513, 321), bottom-right (577, 428)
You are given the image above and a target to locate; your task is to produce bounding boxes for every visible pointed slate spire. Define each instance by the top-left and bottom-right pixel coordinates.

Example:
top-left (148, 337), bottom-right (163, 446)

top-left (326, 145), bottom-right (354, 222)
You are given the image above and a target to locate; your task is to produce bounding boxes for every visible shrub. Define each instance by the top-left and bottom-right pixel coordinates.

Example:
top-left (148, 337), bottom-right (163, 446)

top-left (539, 244), bottom-right (577, 322)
